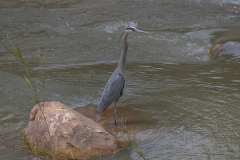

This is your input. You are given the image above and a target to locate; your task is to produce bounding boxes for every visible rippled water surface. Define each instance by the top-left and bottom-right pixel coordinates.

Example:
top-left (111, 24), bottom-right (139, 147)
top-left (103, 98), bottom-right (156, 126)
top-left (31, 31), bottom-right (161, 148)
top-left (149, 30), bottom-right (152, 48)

top-left (1, 0), bottom-right (240, 160)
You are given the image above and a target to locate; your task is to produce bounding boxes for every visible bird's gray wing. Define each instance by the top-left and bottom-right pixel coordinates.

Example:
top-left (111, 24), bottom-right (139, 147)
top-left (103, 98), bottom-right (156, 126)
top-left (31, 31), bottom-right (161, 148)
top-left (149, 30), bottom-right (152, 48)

top-left (97, 72), bottom-right (125, 113)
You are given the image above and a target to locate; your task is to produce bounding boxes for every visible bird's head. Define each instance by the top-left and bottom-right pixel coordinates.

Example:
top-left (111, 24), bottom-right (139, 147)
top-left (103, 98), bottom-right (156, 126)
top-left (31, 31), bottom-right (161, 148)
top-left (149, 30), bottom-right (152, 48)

top-left (125, 22), bottom-right (148, 33)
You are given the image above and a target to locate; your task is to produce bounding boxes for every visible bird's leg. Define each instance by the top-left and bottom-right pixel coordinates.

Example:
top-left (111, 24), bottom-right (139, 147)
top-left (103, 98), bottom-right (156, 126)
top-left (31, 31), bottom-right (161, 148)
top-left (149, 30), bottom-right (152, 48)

top-left (113, 102), bottom-right (118, 126)
top-left (96, 112), bottom-right (101, 122)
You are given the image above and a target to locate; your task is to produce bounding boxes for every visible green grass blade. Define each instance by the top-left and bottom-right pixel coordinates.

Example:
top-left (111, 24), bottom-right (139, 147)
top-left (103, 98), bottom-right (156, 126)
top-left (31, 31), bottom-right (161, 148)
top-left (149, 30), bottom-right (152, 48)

top-left (23, 75), bottom-right (33, 89)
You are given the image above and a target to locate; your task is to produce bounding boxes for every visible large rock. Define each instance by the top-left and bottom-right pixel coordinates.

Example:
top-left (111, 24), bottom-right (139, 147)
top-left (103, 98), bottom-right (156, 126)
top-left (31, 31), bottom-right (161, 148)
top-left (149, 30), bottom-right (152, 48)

top-left (24, 101), bottom-right (157, 159)
top-left (24, 101), bottom-right (118, 160)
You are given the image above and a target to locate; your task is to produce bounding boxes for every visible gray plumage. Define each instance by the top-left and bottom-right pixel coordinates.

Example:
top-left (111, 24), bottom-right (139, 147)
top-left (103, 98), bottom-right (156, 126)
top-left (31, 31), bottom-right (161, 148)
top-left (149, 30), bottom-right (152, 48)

top-left (97, 70), bottom-right (125, 113)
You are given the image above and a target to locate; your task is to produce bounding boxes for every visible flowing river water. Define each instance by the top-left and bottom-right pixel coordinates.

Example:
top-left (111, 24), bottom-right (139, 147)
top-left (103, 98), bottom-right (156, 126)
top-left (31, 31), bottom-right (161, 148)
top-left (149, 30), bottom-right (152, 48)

top-left (1, 0), bottom-right (240, 159)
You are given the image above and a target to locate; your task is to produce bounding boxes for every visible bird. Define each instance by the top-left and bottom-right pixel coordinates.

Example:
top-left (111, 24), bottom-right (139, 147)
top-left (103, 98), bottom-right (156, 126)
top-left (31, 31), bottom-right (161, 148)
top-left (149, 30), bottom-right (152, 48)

top-left (96, 24), bottom-right (147, 125)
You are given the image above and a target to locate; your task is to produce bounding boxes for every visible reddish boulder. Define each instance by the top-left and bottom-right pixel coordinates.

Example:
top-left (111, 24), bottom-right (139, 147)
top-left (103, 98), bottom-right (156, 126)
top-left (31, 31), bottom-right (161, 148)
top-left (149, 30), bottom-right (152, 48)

top-left (24, 101), bottom-right (118, 160)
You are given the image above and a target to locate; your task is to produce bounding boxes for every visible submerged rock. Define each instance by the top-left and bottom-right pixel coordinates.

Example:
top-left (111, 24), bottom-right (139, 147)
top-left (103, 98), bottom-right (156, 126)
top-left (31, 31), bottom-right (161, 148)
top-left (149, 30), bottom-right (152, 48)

top-left (24, 101), bottom-right (118, 160)
top-left (209, 41), bottom-right (240, 59)
top-left (77, 105), bottom-right (155, 128)
top-left (209, 29), bottom-right (240, 60)
top-left (76, 105), bottom-right (157, 143)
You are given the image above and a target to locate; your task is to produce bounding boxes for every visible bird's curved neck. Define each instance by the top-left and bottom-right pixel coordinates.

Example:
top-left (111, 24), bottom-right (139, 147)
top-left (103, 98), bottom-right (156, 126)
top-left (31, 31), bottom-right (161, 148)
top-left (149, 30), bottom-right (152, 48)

top-left (117, 31), bottom-right (129, 72)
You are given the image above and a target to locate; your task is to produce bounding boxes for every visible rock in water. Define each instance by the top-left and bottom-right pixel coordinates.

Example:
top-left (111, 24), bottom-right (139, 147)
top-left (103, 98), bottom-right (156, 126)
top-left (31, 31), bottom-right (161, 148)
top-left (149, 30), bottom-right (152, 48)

top-left (209, 29), bottom-right (240, 60)
top-left (24, 101), bottom-right (118, 160)
top-left (209, 41), bottom-right (240, 59)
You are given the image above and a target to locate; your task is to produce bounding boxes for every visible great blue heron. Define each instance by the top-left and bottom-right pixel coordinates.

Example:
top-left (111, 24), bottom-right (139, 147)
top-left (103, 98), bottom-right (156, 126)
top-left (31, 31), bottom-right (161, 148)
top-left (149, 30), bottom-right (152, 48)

top-left (96, 24), bottom-right (147, 125)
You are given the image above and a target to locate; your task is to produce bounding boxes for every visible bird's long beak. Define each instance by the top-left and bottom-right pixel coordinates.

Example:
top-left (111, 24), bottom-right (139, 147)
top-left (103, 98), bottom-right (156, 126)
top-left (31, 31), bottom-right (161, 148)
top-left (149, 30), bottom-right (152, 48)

top-left (135, 28), bottom-right (149, 33)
